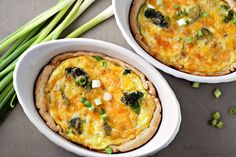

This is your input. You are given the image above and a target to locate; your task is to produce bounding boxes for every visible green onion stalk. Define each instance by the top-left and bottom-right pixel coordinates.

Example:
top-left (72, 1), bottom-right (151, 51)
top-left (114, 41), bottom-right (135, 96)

top-left (0, 0), bottom-right (75, 52)
top-left (0, 0), bottom-right (114, 123)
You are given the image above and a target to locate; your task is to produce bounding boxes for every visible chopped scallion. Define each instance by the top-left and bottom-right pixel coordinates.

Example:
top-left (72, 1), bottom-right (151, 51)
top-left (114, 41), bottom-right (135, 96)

top-left (88, 105), bottom-right (95, 112)
top-left (212, 112), bottom-right (221, 120)
top-left (213, 89), bottom-right (222, 98)
top-left (208, 112), bottom-right (224, 129)
top-left (197, 29), bottom-right (204, 37)
top-left (102, 61), bottom-right (107, 67)
top-left (80, 97), bottom-right (86, 104)
top-left (98, 108), bottom-right (105, 115)
top-left (229, 107), bottom-right (236, 115)
top-left (80, 97), bottom-right (95, 111)
top-left (105, 147), bottom-right (112, 154)
top-left (208, 119), bottom-right (217, 126)
top-left (200, 11), bottom-right (208, 17)
top-left (215, 121), bottom-right (224, 129)
top-left (173, 4), bottom-right (179, 9)
top-left (173, 36), bottom-right (180, 42)
top-left (95, 56), bottom-right (103, 61)
top-left (192, 82), bottom-right (200, 88)
top-left (184, 37), bottom-right (193, 44)
top-left (98, 108), bottom-right (108, 120)
top-left (75, 75), bottom-right (87, 86)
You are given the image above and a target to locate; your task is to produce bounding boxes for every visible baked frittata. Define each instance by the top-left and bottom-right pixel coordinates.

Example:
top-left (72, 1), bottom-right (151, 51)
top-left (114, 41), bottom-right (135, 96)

top-left (35, 52), bottom-right (161, 153)
top-left (130, 0), bottom-right (236, 76)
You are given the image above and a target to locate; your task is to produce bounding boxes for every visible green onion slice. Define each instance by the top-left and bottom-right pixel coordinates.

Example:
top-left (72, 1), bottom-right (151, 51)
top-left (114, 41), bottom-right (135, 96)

top-left (192, 82), bottom-right (200, 88)
top-left (80, 97), bottom-right (95, 111)
top-left (95, 56), bottom-right (103, 61)
top-left (215, 121), bottom-right (224, 129)
top-left (105, 147), bottom-right (112, 154)
top-left (229, 107), bottom-right (236, 115)
top-left (212, 112), bottom-right (221, 120)
top-left (208, 119), bottom-right (217, 126)
top-left (75, 75), bottom-right (87, 86)
top-left (213, 89), bottom-right (222, 98)
top-left (102, 61), bottom-right (107, 67)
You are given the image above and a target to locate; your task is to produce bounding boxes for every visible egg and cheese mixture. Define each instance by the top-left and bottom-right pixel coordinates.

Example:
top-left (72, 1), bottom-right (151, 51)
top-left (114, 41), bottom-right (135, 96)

top-left (44, 55), bottom-right (157, 150)
top-left (136, 0), bottom-right (236, 75)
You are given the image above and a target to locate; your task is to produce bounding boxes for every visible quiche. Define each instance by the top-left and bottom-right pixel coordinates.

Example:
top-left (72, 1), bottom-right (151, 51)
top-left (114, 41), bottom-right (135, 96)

top-left (35, 52), bottom-right (161, 153)
top-left (130, 0), bottom-right (236, 76)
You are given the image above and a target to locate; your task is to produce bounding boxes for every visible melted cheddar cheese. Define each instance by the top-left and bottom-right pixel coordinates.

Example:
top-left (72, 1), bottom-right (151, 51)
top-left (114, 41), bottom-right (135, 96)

top-left (137, 0), bottom-right (236, 75)
top-left (44, 55), bottom-right (157, 150)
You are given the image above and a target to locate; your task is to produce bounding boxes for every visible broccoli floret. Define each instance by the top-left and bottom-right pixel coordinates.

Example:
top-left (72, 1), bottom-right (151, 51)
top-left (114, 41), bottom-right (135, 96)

top-left (224, 10), bottom-right (234, 23)
top-left (123, 69), bottom-right (131, 75)
top-left (69, 117), bottom-right (83, 134)
top-left (74, 68), bottom-right (87, 77)
top-left (144, 8), bottom-right (169, 28)
top-left (121, 91), bottom-right (144, 114)
top-left (65, 67), bottom-right (74, 75)
top-left (65, 67), bottom-right (89, 87)
top-left (144, 8), bottom-right (156, 18)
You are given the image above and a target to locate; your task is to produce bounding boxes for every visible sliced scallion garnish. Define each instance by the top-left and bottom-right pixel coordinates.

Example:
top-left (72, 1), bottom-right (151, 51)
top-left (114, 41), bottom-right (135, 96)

top-left (80, 97), bottom-right (95, 112)
top-left (173, 4), bottom-right (179, 9)
top-left (105, 147), bottom-right (112, 154)
top-left (192, 82), bottom-right (200, 88)
top-left (213, 89), bottom-right (222, 98)
top-left (184, 37), bottom-right (193, 44)
top-left (229, 107), bottom-right (236, 115)
top-left (102, 61), bottom-right (107, 67)
top-left (215, 121), bottom-right (224, 129)
top-left (208, 119), bottom-right (217, 126)
top-left (75, 75), bottom-right (87, 86)
top-left (98, 108), bottom-right (108, 120)
top-left (212, 112), bottom-right (221, 120)
top-left (209, 112), bottom-right (224, 129)
top-left (95, 56), bottom-right (103, 61)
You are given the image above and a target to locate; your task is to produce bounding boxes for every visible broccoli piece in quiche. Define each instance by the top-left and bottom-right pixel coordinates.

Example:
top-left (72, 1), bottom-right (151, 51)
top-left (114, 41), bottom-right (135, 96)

top-left (121, 91), bottom-right (144, 114)
top-left (123, 69), bottom-right (131, 75)
top-left (68, 117), bottom-right (83, 134)
top-left (224, 10), bottom-right (234, 23)
top-left (65, 67), bottom-right (89, 87)
top-left (144, 8), bottom-right (169, 28)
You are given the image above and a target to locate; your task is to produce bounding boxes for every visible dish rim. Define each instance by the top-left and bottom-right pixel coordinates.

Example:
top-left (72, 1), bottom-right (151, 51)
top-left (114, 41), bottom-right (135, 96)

top-left (112, 0), bottom-right (236, 83)
top-left (13, 38), bottom-right (181, 157)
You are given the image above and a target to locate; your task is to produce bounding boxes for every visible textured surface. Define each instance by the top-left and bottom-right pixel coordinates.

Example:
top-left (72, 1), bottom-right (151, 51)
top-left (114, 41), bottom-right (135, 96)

top-left (0, 0), bottom-right (236, 157)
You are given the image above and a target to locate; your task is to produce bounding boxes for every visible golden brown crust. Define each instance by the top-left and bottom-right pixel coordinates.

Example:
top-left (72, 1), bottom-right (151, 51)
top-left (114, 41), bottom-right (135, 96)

top-left (129, 0), bottom-right (236, 76)
top-left (35, 51), bottom-right (161, 152)
top-left (225, 0), bottom-right (236, 11)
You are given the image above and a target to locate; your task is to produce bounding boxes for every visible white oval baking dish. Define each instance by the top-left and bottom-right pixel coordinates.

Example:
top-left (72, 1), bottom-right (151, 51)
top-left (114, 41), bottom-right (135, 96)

top-left (13, 38), bottom-right (181, 157)
top-left (112, 0), bottom-right (236, 83)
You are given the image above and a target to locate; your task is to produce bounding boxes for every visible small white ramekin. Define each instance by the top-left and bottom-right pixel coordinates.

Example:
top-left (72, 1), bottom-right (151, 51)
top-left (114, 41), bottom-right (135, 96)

top-left (112, 0), bottom-right (236, 83)
top-left (13, 38), bottom-right (181, 157)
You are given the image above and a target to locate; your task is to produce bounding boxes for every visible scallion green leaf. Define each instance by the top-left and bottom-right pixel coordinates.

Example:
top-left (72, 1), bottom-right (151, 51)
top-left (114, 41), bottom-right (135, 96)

top-left (208, 119), bottom-right (217, 126)
top-left (184, 37), bottom-right (193, 44)
top-left (105, 147), bottom-right (112, 154)
top-left (212, 112), bottom-right (221, 120)
top-left (229, 107), bottom-right (236, 115)
top-left (200, 11), bottom-right (208, 17)
top-left (102, 61), bottom-right (107, 67)
top-left (173, 4), bottom-right (179, 9)
top-left (215, 121), bottom-right (224, 129)
top-left (98, 108), bottom-right (106, 115)
top-left (95, 56), bottom-right (103, 61)
top-left (192, 82), bottom-right (200, 88)
top-left (213, 89), bottom-right (222, 98)
top-left (66, 5), bottom-right (114, 38)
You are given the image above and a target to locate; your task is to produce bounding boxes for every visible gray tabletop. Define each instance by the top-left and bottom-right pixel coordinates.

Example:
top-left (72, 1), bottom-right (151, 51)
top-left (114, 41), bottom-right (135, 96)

top-left (1, 0), bottom-right (236, 157)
